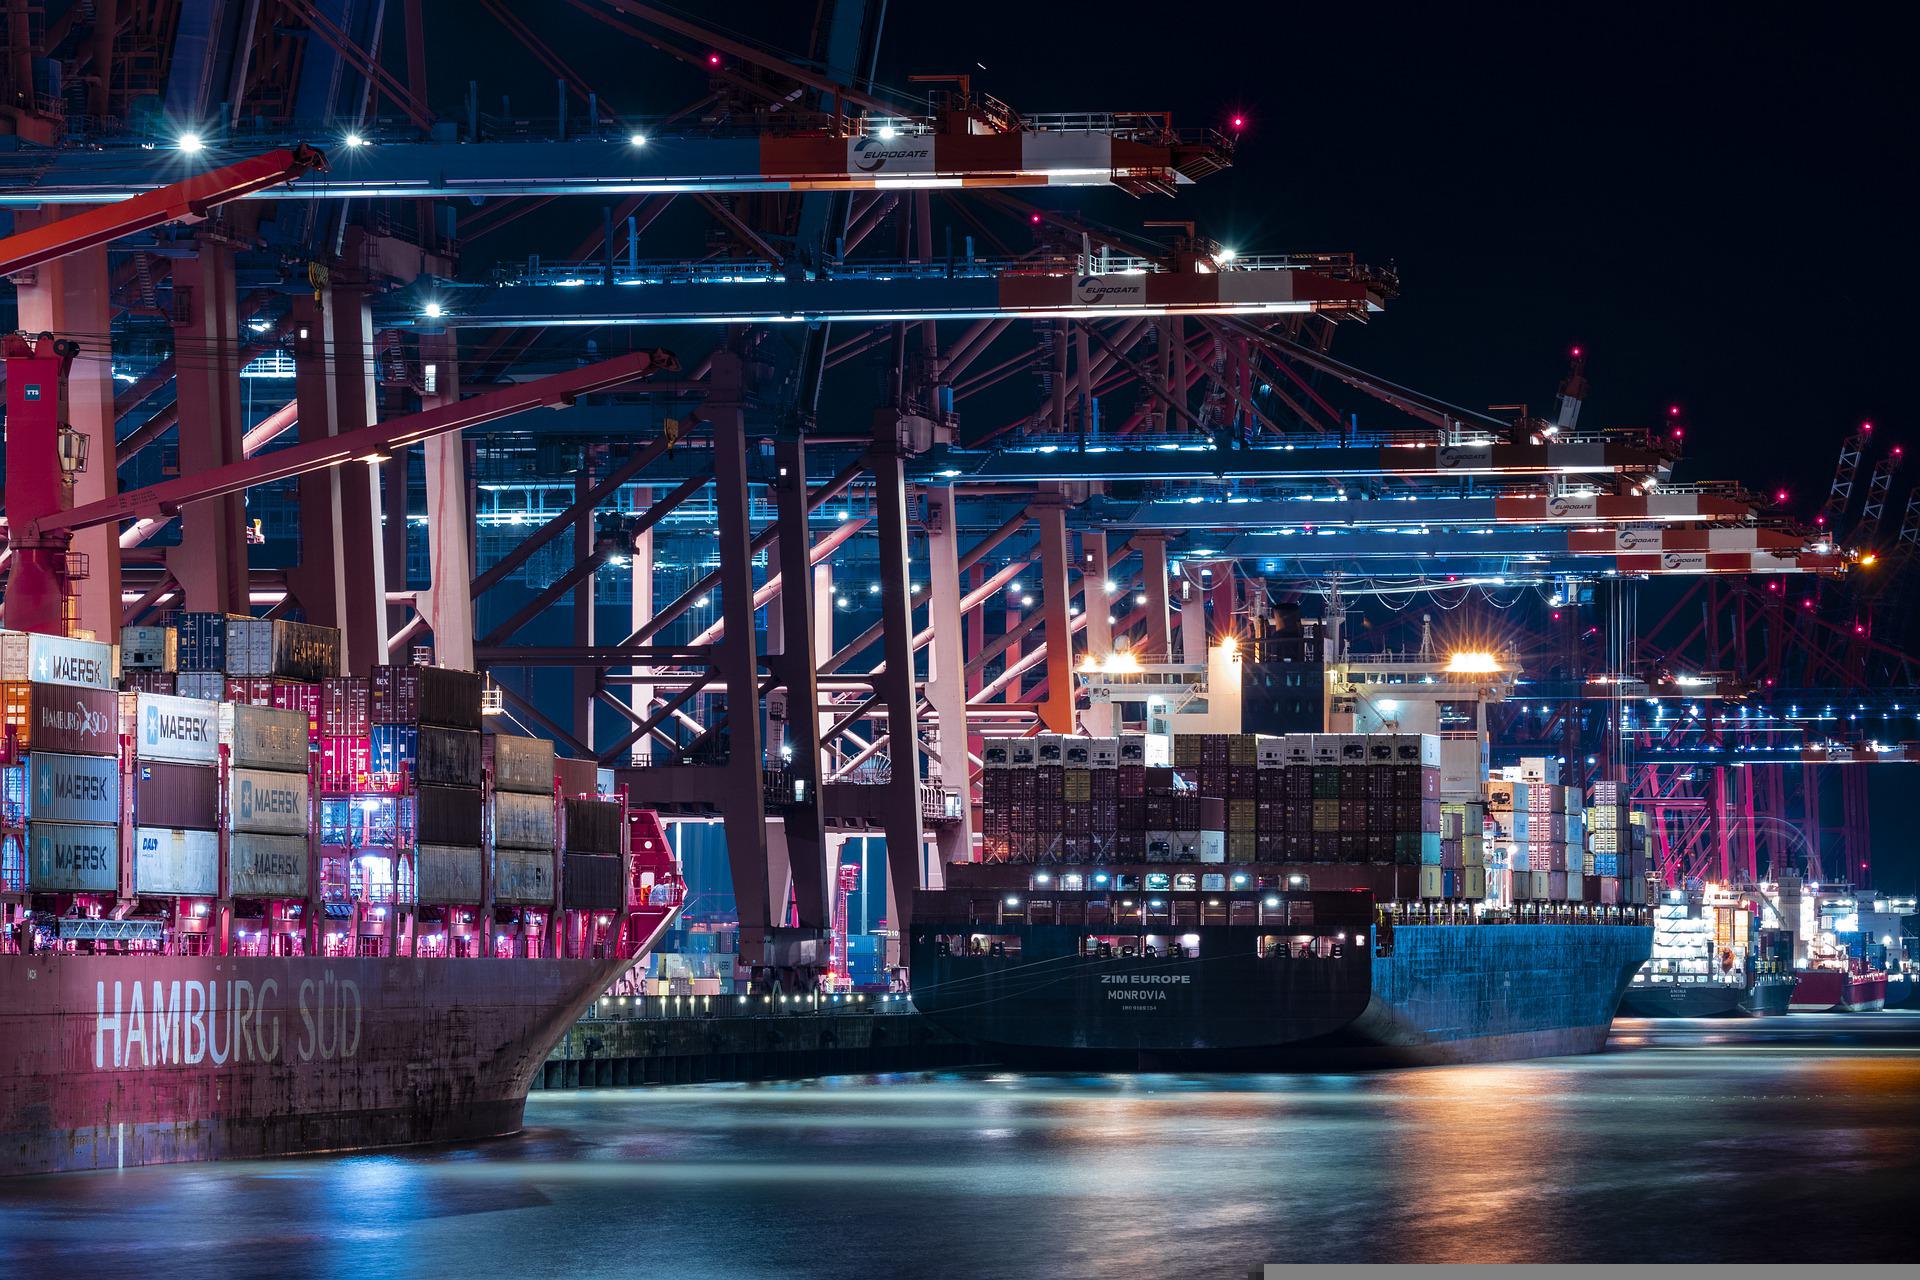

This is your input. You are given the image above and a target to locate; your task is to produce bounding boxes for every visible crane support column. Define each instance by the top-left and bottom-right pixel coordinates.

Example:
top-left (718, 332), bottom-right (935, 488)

top-left (873, 419), bottom-right (930, 947)
top-left (289, 293), bottom-right (348, 635)
top-left (418, 330), bottom-right (475, 669)
top-left (774, 434), bottom-right (830, 932)
top-left (1035, 498), bottom-right (1076, 733)
top-left (627, 487), bottom-right (654, 765)
top-left (572, 470), bottom-right (597, 748)
top-left (166, 237), bottom-right (249, 616)
top-left (12, 221), bottom-right (121, 639)
top-left (923, 485), bottom-right (976, 863)
top-left (330, 283), bottom-right (391, 673)
top-left (1080, 530), bottom-right (1114, 735)
top-left (1138, 534), bottom-right (1172, 661)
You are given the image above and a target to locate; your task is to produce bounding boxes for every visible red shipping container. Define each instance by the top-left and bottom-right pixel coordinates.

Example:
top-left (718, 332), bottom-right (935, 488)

top-left (319, 735), bottom-right (375, 794)
top-left (272, 680), bottom-right (322, 740)
top-left (323, 677), bottom-right (372, 737)
top-left (228, 676), bottom-right (275, 706)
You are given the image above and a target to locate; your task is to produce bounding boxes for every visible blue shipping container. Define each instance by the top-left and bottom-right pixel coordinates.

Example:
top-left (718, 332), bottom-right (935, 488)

top-left (175, 612), bottom-right (230, 672)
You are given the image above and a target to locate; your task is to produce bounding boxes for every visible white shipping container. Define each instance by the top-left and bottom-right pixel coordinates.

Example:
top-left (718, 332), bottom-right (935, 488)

top-left (221, 702), bottom-right (309, 772)
top-left (1197, 830), bottom-right (1226, 864)
top-left (1256, 736), bottom-right (1288, 768)
top-left (228, 832), bottom-right (308, 898)
top-left (134, 827), bottom-right (219, 896)
top-left (228, 768), bottom-right (309, 835)
top-left (417, 844), bottom-right (483, 904)
top-left (120, 626), bottom-right (177, 672)
top-left (27, 821), bottom-right (119, 892)
top-left (0, 631), bottom-right (116, 689)
top-left (135, 692), bottom-right (220, 764)
top-left (1088, 737), bottom-right (1120, 768)
top-left (1141, 733), bottom-right (1172, 768)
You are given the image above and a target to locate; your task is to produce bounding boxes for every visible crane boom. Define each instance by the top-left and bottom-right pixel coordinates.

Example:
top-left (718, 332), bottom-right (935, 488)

top-left (0, 144), bottom-right (326, 278)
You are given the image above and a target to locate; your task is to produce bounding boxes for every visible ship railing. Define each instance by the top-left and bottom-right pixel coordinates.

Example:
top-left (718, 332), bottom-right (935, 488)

top-left (585, 992), bottom-right (916, 1021)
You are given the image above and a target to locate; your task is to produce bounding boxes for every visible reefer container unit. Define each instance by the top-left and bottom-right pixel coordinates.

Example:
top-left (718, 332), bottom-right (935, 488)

top-left (133, 692), bottom-right (220, 764)
top-left (563, 853), bottom-right (624, 911)
top-left (132, 760), bottom-right (219, 830)
top-left (417, 844), bottom-right (484, 904)
top-left (120, 626), bottom-right (177, 672)
top-left (26, 821), bottom-right (118, 892)
top-left (1, 683), bottom-right (119, 756)
top-left (488, 733), bottom-right (556, 794)
top-left (134, 827), bottom-right (219, 897)
top-left (227, 832), bottom-right (309, 898)
top-left (227, 768), bottom-right (310, 836)
top-left (563, 797), bottom-right (623, 855)
top-left (416, 785), bottom-right (485, 847)
top-left (494, 790), bottom-right (557, 851)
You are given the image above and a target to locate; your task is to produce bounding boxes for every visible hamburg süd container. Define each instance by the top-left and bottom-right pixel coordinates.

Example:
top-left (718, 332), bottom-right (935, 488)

top-left (133, 692), bottom-right (220, 764)
top-left (0, 683), bottom-right (119, 756)
top-left (27, 820), bottom-right (118, 892)
top-left (134, 827), bottom-right (219, 897)
top-left (133, 760), bottom-right (219, 831)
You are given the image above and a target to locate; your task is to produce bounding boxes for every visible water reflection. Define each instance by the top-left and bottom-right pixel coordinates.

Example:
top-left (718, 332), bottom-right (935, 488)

top-left (2, 1014), bottom-right (1914, 1275)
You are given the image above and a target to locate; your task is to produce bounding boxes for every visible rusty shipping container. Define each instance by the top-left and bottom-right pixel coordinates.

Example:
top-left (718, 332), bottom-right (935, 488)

top-left (563, 796), bottom-right (623, 854)
top-left (368, 725), bottom-right (481, 788)
top-left (554, 755), bottom-right (599, 797)
top-left (227, 832), bottom-right (309, 898)
top-left (370, 664), bottom-right (482, 730)
top-left (223, 617), bottom-right (341, 682)
top-left (221, 702), bottom-right (310, 773)
top-left (416, 785), bottom-right (485, 847)
top-left (416, 843), bottom-right (484, 903)
top-left (1, 682), bottom-right (119, 756)
top-left (493, 849), bottom-right (556, 905)
top-left (133, 760), bottom-right (219, 831)
top-left (493, 789), bottom-right (556, 851)
top-left (487, 733), bottom-right (555, 794)
top-left (227, 768), bottom-right (310, 836)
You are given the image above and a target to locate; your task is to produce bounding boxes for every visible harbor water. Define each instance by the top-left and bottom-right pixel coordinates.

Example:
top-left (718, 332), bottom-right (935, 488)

top-left (2, 1013), bottom-right (1915, 1275)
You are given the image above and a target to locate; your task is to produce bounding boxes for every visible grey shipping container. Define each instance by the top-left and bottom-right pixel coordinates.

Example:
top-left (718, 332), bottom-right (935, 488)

top-left (564, 796), bottom-right (623, 855)
top-left (492, 789), bottom-right (555, 850)
top-left (133, 760), bottom-right (219, 830)
top-left (120, 626), bottom-right (177, 672)
top-left (416, 844), bottom-right (483, 904)
top-left (228, 832), bottom-right (308, 898)
top-left (134, 827), bottom-right (219, 896)
top-left (493, 849), bottom-right (555, 905)
top-left (224, 617), bottom-right (341, 682)
top-left (227, 768), bottom-right (309, 836)
top-left (0, 632), bottom-right (115, 689)
top-left (563, 853), bottom-right (624, 911)
top-left (416, 784), bottom-right (485, 847)
top-left (27, 821), bottom-right (119, 892)
top-left (488, 733), bottom-right (555, 794)
top-left (26, 752), bottom-right (120, 824)
top-left (134, 691), bottom-right (220, 764)
top-left (221, 702), bottom-right (310, 772)
top-left (175, 671), bottom-right (225, 701)
top-left (412, 726), bottom-right (483, 787)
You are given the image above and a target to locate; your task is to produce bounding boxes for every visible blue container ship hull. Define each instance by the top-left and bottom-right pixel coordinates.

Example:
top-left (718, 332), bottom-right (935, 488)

top-left (910, 922), bottom-right (1651, 1069)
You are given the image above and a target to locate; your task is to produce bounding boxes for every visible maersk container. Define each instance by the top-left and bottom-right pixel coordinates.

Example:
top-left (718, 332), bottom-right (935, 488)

top-left (493, 789), bottom-right (555, 851)
top-left (25, 752), bottom-right (119, 824)
top-left (228, 832), bottom-right (308, 898)
top-left (134, 692), bottom-right (219, 764)
top-left (563, 852), bottom-right (624, 911)
top-left (416, 844), bottom-right (483, 904)
top-left (26, 821), bottom-right (118, 892)
top-left (563, 796), bottom-right (623, 854)
top-left (228, 768), bottom-right (309, 836)
top-left (488, 733), bottom-right (555, 794)
top-left (0, 682), bottom-right (119, 755)
top-left (133, 760), bottom-right (219, 830)
top-left (416, 784), bottom-right (485, 847)
top-left (494, 849), bottom-right (556, 905)
top-left (368, 725), bottom-right (481, 788)
top-left (134, 827), bottom-right (219, 896)
top-left (221, 702), bottom-right (309, 772)
top-left (120, 626), bottom-right (177, 672)
top-left (0, 631), bottom-right (116, 690)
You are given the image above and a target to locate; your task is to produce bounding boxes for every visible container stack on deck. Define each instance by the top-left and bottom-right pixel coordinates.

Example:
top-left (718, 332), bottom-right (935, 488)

top-left (2, 632), bottom-right (121, 898)
top-left (490, 732), bottom-right (558, 914)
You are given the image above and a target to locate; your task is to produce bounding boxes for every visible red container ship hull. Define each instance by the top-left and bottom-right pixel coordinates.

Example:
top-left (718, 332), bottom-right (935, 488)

top-left (1789, 969), bottom-right (1887, 1012)
top-left (0, 952), bottom-right (635, 1176)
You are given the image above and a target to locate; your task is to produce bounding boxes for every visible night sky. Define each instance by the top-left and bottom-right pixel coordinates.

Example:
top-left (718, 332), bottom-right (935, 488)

top-left (439, 3), bottom-right (1918, 887)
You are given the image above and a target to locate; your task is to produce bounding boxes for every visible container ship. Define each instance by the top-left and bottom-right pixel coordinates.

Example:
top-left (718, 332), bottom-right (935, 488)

top-left (1, 621), bottom-right (682, 1176)
top-left (1618, 883), bottom-right (1796, 1017)
top-left (911, 621), bottom-right (1653, 1067)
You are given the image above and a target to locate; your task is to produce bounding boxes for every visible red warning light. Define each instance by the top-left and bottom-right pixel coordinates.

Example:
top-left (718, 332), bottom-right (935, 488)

top-left (1029, 213), bottom-right (1042, 225)
top-left (1775, 489), bottom-right (1788, 502)
top-left (1668, 405), bottom-right (1680, 416)
top-left (1229, 114), bottom-right (1246, 130)
top-left (1864, 421), bottom-right (1874, 432)
top-left (707, 53), bottom-right (722, 66)
top-left (1571, 346), bottom-right (1582, 358)
top-left (1897, 446), bottom-right (1906, 457)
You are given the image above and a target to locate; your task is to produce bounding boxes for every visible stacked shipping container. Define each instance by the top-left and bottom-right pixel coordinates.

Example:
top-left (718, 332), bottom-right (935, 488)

top-left (0, 633), bottom-right (121, 895)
